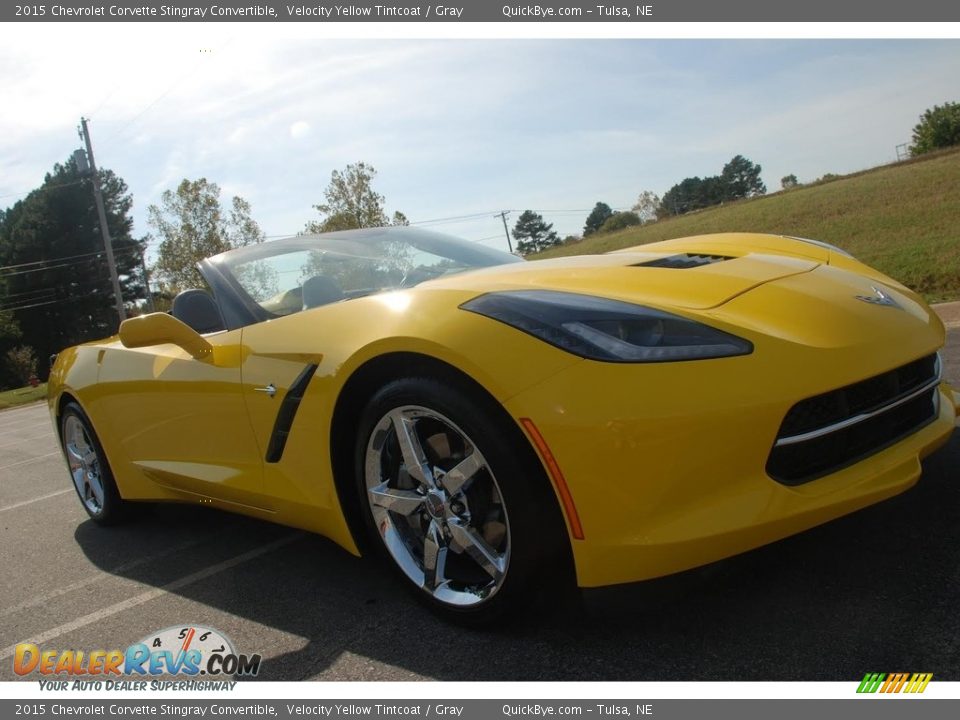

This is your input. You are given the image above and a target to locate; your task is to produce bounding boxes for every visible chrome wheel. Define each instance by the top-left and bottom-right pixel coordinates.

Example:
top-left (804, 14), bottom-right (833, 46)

top-left (364, 405), bottom-right (511, 607)
top-left (63, 414), bottom-right (105, 515)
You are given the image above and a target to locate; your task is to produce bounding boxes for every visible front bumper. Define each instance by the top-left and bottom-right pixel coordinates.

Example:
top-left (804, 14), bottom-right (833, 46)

top-left (505, 350), bottom-right (957, 588)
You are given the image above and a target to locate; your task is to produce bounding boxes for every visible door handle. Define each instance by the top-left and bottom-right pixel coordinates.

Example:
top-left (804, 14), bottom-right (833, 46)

top-left (254, 383), bottom-right (277, 398)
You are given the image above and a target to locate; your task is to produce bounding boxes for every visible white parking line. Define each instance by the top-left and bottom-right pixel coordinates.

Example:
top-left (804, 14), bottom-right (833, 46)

top-left (1, 537), bottom-right (208, 617)
top-left (0, 532), bottom-right (302, 661)
top-left (0, 489), bottom-right (72, 513)
top-left (0, 432), bottom-right (58, 449)
top-left (0, 409), bottom-right (47, 427)
top-left (0, 420), bottom-right (53, 433)
top-left (0, 451), bottom-right (60, 472)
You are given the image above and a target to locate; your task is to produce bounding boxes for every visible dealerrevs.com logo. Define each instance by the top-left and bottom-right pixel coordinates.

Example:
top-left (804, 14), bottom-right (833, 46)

top-left (857, 673), bottom-right (933, 694)
top-left (14, 625), bottom-right (261, 679)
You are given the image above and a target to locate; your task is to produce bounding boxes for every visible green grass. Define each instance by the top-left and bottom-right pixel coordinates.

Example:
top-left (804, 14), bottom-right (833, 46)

top-left (0, 383), bottom-right (47, 410)
top-left (537, 147), bottom-right (960, 303)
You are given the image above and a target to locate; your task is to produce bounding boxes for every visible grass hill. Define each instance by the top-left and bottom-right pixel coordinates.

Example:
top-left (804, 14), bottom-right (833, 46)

top-left (537, 147), bottom-right (960, 303)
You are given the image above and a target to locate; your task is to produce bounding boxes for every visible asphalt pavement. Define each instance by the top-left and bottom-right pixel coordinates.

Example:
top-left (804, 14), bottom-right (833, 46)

top-left (1, 328), bottom-right (957, 682)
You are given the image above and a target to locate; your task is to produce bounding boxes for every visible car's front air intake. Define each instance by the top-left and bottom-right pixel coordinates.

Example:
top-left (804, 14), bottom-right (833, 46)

top-left (767, 353), bottom-right (941, 485)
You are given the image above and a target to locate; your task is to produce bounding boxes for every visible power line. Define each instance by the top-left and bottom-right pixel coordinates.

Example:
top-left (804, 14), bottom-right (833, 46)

top-left (409, 211), bottom-right (502, 227)
top-left (0, 298), bottom-right (62, 313)
top-left (0, 245), bottom-right (139, 274)
top-left (0, 287), bottom-right (57, 300)
top-left (0, 179), bottom-right (87, 203)
top-left (0, 260), bottom-right (103, 279)
top-left (0, 247), bottom-right (140, 278)
top-left (0, 277), bottom-right (124, 312)
top-left (100, 37), bottom-right (234, 147)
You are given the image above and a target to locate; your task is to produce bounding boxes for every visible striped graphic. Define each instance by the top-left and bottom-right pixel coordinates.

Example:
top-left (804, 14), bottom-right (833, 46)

top-left (857, 672), bottom-right (933, 694)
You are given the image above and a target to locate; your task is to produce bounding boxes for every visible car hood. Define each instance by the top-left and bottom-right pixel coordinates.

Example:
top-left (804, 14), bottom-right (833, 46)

top-left (421, 251), bottom-right (820, 310)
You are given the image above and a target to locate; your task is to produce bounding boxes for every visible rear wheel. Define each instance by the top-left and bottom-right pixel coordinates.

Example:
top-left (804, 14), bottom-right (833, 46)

top-left (355, 377), bottom-right (571, 624)
top-left (60, 402), bottom-right (128, 525)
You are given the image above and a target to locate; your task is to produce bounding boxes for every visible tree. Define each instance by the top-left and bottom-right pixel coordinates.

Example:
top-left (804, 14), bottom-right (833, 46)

top-left (148, 178), bottom-right (265, 292)
top-left (721, 155), bottom-right (766, 200)
top-left (631, 191), bottom-right (661, 224)
top-left (910, 101), bottom-right (960, 156)
top-left (0, 155), bottom-right (146, 381)
top-left (0, 309), bottom-right (20, 337)
top-left (599, 211), bottom-right (642, 234)
top-left (512, 210), bottom-right (560, 255)
top-left (781, 174), bottom-right (799, 190)
top-left (658, 176), bottom-right (724, 217)
top-left (305, 162), bottom-right (407, 233)
top-left (583, 202), bottom-right (613, 236)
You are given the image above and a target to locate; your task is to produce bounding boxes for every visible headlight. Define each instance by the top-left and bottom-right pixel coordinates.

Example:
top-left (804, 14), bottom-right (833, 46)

top-left (462, 290), bottom-right (753, 363)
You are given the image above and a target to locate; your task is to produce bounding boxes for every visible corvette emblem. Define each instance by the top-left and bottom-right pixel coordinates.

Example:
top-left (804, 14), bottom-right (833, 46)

top-left (855, 286), bottom-right (901, 309)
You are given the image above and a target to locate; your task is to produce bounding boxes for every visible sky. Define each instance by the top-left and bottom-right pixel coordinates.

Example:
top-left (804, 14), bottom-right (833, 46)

top-left (2, 29), bottom-right (959, 257)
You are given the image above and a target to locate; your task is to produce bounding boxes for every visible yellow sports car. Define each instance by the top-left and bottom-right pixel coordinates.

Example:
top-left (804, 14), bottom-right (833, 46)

top-left (48, 228), bottom-right (958, 623)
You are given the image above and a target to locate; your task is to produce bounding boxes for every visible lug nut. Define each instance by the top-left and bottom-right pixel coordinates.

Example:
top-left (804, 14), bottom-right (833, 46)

top-left (450, 501), bottom-right (465, 515)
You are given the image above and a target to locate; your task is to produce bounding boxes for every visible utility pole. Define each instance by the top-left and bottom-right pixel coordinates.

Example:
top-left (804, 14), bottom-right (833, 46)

top-left (495, 211), bottom-right (513, 254)
top-left (78, 117), bottom-right (126, 324)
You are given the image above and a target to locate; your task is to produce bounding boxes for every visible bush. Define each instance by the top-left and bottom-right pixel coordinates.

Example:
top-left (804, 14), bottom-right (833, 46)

top-left (910, 101), bottom-right (960, 156)
top-left (599, 211), bottom-right (642, 234)
top-left (6, 345), bottom-right (37, 386)
top-left (781, 174), bottom-right (799, 190)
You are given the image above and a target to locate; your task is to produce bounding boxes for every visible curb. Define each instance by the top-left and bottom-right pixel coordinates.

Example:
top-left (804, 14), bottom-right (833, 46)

top-left (933, 301), bottom-right (960, 329)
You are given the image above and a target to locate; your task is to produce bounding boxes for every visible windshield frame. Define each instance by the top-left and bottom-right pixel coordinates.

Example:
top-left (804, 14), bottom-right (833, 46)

top-left (198, 226), bottom-right (522, 331)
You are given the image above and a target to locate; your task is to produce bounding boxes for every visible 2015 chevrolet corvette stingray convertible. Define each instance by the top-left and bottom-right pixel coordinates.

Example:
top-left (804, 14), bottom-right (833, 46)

top-left (48, 228), bottom-right (958, 623)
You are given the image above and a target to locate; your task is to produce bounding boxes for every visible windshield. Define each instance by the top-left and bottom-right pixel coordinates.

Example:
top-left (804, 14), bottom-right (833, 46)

top-left (207, 227), bottom-right (522, 318)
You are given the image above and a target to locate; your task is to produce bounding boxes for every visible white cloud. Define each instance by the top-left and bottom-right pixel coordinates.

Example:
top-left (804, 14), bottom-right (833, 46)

top-left (289, 121), bottom-right (311, 139)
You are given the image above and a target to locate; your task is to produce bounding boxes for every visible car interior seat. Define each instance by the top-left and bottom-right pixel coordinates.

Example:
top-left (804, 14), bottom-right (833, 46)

top-left (171, 289), bottom-right (227, 334)
top-left (302, 275), bottom-right (344, 310)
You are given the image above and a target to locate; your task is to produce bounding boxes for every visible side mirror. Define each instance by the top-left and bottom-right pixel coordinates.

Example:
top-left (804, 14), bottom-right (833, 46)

top-left (119, 313), bottom-right (213, 360)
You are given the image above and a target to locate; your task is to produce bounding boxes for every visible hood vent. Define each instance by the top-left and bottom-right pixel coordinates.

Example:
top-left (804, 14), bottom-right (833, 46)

top-left (635, 253), bottom-right (733, 269)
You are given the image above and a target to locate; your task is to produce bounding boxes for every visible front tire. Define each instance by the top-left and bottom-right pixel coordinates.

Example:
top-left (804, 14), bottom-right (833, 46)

top-left (355, 377), bottom-right (571, 625)
top-left (59, 402), bottom-right (128, 525)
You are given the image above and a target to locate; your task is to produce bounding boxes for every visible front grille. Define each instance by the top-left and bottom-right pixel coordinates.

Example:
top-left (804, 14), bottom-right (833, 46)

top-left (767, 354), bottom-right (940, 485)
top-left (635, 253), bottom-right (732, 269)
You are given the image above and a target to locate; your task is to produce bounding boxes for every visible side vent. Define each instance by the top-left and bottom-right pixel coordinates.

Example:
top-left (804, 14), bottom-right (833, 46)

top-left (636, 253), bottom-right (733, 269)
top-left (265, 363), bottom-right (319, 463)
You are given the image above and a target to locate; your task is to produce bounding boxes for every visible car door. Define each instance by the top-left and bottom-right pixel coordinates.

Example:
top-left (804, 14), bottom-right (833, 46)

top-left (92, 326), bottom-right (267, 509)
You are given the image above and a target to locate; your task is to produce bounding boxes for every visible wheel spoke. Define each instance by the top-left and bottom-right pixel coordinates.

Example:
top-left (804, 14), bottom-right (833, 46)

top-left (390, 411), bottom-right (433, 488)
top-left (367, 482), bottom-right (424, 516)
top-left (66, 443), bottom-right (84, 464)
top-left (88, 472), bottom-right (104, 505)
top-left (448, 519), bottom-right (506, 582)
top-left (442, 452), bottom-right (483, 496)
top-left (422, 521), bottom-right (448, 592)
top-left (71, 468), bottom-right (86, 497)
